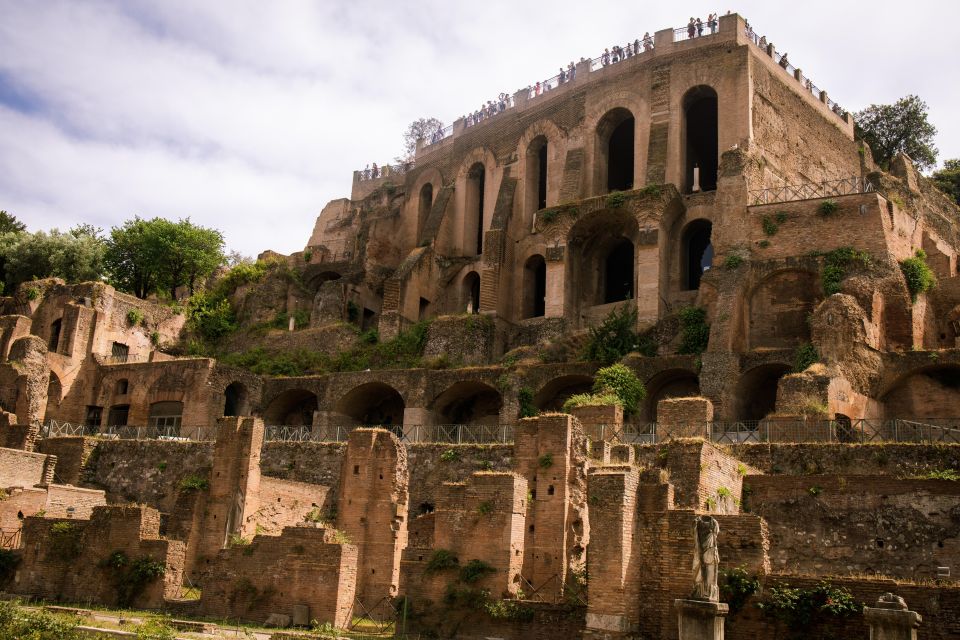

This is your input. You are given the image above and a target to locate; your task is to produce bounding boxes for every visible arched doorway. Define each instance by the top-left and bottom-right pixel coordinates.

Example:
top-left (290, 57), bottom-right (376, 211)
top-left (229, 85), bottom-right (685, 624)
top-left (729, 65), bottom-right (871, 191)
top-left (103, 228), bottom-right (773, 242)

top-left (432, 381), bottom-right (503, 425)
top-left (48, 319), bottom-right (62, 353)
top-left (881, 366), bottom-right (960, 420)
top-left (335, 382), bottom-right (405, 428)
top-left (465, 163), bottom-right (486, 256)
top-left (534, 375), bottom-right (594, 411)
top-left (523, 255), bottom-right (547, 318)
top-left (596, 108), bottom-right (635, 194)
top-left (683, 86), bottom-right (718, 193)
top-left (462, 271), bottom-right (481, 314)
top-left (223, 382), bottom-right (249, 417)
top-left (733, 364), bottom-right (791, 421)
top-left (45, 373), bottom-right (62, 422)
top-left (644, 370), bottom-right (701, 421)
top-left (526, 136), bottom-right (549, 212)
top-left (418, 183), bottom-right (434, 239)
top-left (682, 219), bottom-right (713, 290)
top-left (604, 239), bottom-right (635, 303)
top-left (263, 389), bottom-right (318, 426)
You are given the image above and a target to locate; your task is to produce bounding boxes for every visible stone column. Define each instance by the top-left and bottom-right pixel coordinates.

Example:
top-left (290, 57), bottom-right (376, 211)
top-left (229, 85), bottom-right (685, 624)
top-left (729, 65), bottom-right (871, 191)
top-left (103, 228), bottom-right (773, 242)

top-left (864, 593), bottom-right (921, 640)
top-left (674, 599), bottom-right (728, 640)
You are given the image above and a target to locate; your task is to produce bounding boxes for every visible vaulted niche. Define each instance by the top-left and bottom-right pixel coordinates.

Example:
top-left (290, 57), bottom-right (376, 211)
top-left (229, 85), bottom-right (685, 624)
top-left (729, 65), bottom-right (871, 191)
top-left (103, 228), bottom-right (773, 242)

top-left (682, 219), bottom-right (713, 290)
top-left (683, 85), bottom-right (718, 193)
top-left (597, 108), bottom-right (635, 193)
top-left (465, 163), bottom-right (486, 255)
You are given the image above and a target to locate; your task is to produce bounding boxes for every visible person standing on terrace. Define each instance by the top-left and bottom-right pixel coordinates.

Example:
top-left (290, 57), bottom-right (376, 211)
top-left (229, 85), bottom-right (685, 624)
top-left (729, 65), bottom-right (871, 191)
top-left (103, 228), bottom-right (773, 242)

top-left (568, 61), bottom-right (576, 80)
top-left (643, 32), bottom-right (653, 50)
top-left (688, 17), bottom-right (696, 38)
top-left (602, 48), bottom-right (610, 66)
top-left (696, 17), bottom-right (703, 36)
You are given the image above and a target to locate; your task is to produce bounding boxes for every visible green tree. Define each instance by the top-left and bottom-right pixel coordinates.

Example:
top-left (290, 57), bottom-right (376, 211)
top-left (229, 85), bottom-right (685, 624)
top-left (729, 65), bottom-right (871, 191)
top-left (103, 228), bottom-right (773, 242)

top-left (932, 158), bottom-right (960, 204)
top-left (401, 117), bottom-right (444, 159)
top-left (0, 211), bottom-right (26, 235)
top-left (0, 228), bottom-right (106, 291)
top-left (105, 217), bottom-right (225, 299)
top-left (855, 95), bottom-right (938, 171)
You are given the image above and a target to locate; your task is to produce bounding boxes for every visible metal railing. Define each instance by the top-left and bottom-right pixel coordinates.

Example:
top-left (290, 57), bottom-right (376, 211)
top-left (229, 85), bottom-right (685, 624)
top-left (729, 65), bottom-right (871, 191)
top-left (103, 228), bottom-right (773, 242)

top-left (356, 161), bottom-right (414, 182)
top-left (674, 20), bottom-right (719, 42)
top-left (40, 420), bottom-right (216, 442)
top-left (0, 528), bottom-right (22, 550)
top-left (748, 176), bottom-right (874, 206)
top-left (422, 123), bottom-right (454, 147)
top-left (265, 423), bottom-right (516, 444)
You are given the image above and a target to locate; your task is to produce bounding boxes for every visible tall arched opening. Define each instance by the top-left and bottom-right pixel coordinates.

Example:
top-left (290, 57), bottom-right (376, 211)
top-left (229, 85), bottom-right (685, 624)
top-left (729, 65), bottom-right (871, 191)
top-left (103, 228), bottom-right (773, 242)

top-left (568, 211), bottom-right (639, 320)
top-left (682, 219), bottom-right (713, 290)
top-left (596, 108), bottom-right (635, 194)
top-left (461, 271), bottom-right (481, 314)
top-left (523, 255), bottom-right (547, 318)
top-left (733, 364), bottom-right (791, 421)
top-left (533, 375), bottom-right (594, 412)
top-left (418, 183), bottom-right (434, 239)
top-left (604, 238), bottom-right (635, 303)
top-left (431, 381), bottom-right (503, 425)
top-left (263, 389), bottom-right (318, 426)
top-left (465, 163), bottom-right (486, 255)
top-left (526, 136), bottom-right (549, 213)
top-left (683, 86), bottom-right (719, 193)
top-left (223, 382), bottom-right (249, 417)
top-left (335, 382), bottom-right (405, 428)
top-left (48, 319), bottom-right (62, 353)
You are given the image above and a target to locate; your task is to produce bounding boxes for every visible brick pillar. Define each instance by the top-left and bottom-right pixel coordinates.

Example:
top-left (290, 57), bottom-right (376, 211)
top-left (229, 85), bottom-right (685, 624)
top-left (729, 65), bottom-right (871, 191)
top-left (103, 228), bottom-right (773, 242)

top-left (864, 593), bottom-right (922, 640)
top-left (584, 467), bottom-right (640, 638)
top-left (515, 414), bottom-right (588, 602)
top-left (337, 428), bottom-right (409, 608)
top-left (196, 417), bottom-right (263, 560)
top-left (657, 397), bottom-right (713, 439)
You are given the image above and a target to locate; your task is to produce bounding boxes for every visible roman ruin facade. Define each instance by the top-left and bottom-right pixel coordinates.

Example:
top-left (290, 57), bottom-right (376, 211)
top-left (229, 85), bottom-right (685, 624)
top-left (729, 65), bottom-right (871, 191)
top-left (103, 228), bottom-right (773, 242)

top-left (0, 13), bottom-right (957, 639)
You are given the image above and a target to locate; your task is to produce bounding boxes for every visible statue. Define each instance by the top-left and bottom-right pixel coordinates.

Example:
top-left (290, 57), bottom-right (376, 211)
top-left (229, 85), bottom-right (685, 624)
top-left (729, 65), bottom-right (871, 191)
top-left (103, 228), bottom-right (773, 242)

top-left (691, 515), bottom-right (720, 601)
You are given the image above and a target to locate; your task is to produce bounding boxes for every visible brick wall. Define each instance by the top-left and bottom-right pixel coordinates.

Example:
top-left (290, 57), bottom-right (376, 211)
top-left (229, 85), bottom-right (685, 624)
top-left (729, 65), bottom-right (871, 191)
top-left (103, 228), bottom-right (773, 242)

top-left (37, 437), bottom-right (97, 485)
top-left (197, 526), bottom-right (357, 628)
top-left (253, 476), bottom-right (330, 535)
top-left (0, 446), bottom-right (54, 487)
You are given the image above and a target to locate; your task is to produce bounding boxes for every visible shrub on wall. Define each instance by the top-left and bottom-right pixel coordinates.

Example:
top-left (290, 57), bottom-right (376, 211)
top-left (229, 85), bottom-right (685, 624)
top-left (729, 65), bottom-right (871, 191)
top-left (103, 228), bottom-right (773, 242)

top-left (518, 387), bottom-right (538, 418)
top-left (899, 249), bottom-right (937, 301)
top-left (757, 581), bottom-right (860, 639)
top-left (677, 306), bottom-right (710, 355)
top-left (583, 304), bottom-right (638, 364)
top-left (126, 308), bottom-right (144, 326)
top-left (719, 566), bottom-right (760, 617)
top-left (593, 363), bottom-right (646, 416)
top-left (562, 392), bottom-right (622, 413)
top-left (816, 199), bottom-right (839, 216)
top-left (792, 343), bottom-right (820, 372)
top-left (100, 550), bottom-right (166, 608)
top-left (818, 247), bottom-right (871, 296)
top-left (49, 521), bottom-right (83, 561)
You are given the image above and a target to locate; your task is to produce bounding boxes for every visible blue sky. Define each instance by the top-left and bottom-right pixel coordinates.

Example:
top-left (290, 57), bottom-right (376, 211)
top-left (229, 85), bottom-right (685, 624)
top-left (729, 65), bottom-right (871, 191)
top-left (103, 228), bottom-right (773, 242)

top-left (1, 0), bottom-right (957, 256)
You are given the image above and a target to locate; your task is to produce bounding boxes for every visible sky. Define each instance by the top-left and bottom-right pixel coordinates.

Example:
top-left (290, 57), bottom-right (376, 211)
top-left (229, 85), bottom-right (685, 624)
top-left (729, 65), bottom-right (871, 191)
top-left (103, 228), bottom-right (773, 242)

top-left (0, 1), bottom-right (957, 257)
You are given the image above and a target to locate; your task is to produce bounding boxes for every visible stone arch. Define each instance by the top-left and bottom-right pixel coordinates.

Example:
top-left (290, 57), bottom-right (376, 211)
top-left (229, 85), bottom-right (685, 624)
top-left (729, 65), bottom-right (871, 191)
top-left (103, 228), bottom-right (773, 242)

top-left (334, 382), bottom-right (406, 428)
top-left (534, 375), bottom-right (594, 411)
top-left (461, 271), bottom-right (481, 314)
top-left (411, 166), bottom-right (443, 243)
top-left (880, 365), bottom-right (960, 420)
top-left (455, 147), bottom-right (497, 257)
top-left (748, 269), bottom-right (820, 349)
top-left (733, 364), bottom-right (792, 421)
top-left (431, 381), bottom-right (503, 425)
top-left (643, 369), bottom-right (701, 422)
top-left (44, 372), bottom-right (62, 421)
top-left (263, 389), bottom-right (319, 426)
top-left (680, 219), bottom-right (713, 291)
top-left (681, 85), bottom-right (718, 193)
top-left (522, 254), bottom-right (547, 319)
top-left (223, 382), bottom-right (249, 417)
top-left (516, 119), bottom-right (564, 220)
top-left (595, 107), bottom-right (635, 194)
top-left (567, 209), bottom-right (640, 321)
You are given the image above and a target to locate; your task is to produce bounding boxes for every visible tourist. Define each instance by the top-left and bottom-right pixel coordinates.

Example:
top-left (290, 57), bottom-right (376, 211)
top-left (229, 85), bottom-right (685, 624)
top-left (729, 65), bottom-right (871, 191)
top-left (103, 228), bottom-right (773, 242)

top-left (758, 35), bottom-right (767, 48)
top-left (568, 61), bottom-right (576, 81)
top-left (696, 17), bottom-right (703, 37)
top-left (778, 52), bottom-right (789, 69)
top-left (625, 42), bottom-right (633, 58)
top-left (805, 78), bottom-right (813, 92)
top-left (371, 163), bottom-right (378, 178)
top-left (558, 67), bottom-right (566, 84)
top-left (535, 81), bottom-right (542, 96)
top-left (363, 164), bottom-right (370, 180)
top-left (602, 48), bottom-right (610, 66)
top-left (709, 13), bottom-right (718, 33)
top-left (612, 45), bottom-right (621, 63)
top-left (688, 17), bottom-right (696, 39)
top-left (634, 38), bottom-right (641, 53)
top-left (643, 32), bottom-right (653, 50)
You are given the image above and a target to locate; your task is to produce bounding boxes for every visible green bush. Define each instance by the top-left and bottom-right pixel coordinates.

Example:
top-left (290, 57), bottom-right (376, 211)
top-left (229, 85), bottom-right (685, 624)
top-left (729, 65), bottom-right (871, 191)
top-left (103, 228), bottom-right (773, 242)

top-left (677, 306), bottom-right (710, 355)
top-left (820, 247), bottom-right (871, 296)
top-left (719, 566), bottom-right (760, 616)
top-left (593, 363), bottom-right (646, 416)
top-left (484, 598), bottom-right (535, 621)
top-left (761, 215), bottom-right (779, 236)
top-left (49, 521), bottom-right (82, 560)
top-left (606, 191), bottom-right (628, 208)
top-left (126, 308), bottom-right (144, 325)
top-left (919, 469), bottom-right (959, 480)
top-left (724, 254), bottom-right (744, 269)
top-left (425, 549), bottom-right (459, 573)
top-left (101, 550), bottom-right (167, 607)
top-left (0, 601), bottom-right (84, 639)
top-left (583, 304), bottom-right (638, 364)
top-left (816, 199), bottom-right (839, 216)
top-left (186, 290), bottom-right (237, 340)
top-left (757, 581), bottom-right (860, 638)
top-left (459, 559), bottom-right (496, 583)
top-left (538, 208), bottom-right (559, 224)
top-left (562, 392), bottom-right (621, 412)
top-left (636, 184), bottom-right (662, 198)
top-left (135, 619), bottom-right (177, 640)
top-left (177, 474), bottom-right (209, 493)
top-left (899, 249), bottom-right (936, 301)
top-left (26, 287), bottom-right (40, 300)
top-left (439, 448), bottom-right (460, 463)
top-left (518, 387), bottom-right (538, 418)
top-left (537, 452), bottom-right (553, 469)
top-left (793, 343), bottom-right (819, 372)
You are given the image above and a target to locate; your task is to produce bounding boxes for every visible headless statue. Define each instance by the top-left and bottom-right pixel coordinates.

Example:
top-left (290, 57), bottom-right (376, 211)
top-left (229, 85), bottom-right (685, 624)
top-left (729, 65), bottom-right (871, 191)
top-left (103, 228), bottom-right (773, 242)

top-left (692, 515), bottom-right (720, 601)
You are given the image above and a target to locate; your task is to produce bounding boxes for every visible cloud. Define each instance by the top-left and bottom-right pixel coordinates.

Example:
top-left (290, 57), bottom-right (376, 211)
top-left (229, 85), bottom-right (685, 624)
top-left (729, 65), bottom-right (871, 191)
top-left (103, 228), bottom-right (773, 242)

top-left (0, 0), bottom-right (957, 256)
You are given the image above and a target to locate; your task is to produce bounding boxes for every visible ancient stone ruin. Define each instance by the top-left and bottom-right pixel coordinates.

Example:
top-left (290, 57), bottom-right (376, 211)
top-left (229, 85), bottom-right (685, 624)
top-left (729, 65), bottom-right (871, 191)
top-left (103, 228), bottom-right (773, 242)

top-left (0, 13), bottom-right (958, 639)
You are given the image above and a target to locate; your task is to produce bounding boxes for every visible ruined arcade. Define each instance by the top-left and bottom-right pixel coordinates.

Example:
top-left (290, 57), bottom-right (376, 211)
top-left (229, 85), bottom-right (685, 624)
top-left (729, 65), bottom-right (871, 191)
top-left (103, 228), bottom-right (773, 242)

top-left (0, 12), bottom-right (958, 640)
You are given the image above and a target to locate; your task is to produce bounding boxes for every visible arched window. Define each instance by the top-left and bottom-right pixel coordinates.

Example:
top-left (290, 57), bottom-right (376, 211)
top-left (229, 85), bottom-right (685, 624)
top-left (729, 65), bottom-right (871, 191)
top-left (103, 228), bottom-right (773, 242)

top-left (48, 319), bottom-right (62, 353)
top-left (526, 136), bottom-right (549, 213)
top-left (597, 108), bottom-right (635, 193)
top-left (462, 271), bottom-right (481, 314)
top-left (523, 255), bottom-right (547, 318)
top-left (149, 401), bottom-right (183, 429)
top-left (418, 183), bottom-right (434, 239)
top-left (683, 86), bottom-right (719, 193)
top-left (224, 382), bottom-right (248, 417)
top-left (465, 163), bottom-right (486, 255)
top-left (682, 220), bottom-right (713, 290)
top-left (604, 238), bottom-right (635, 303)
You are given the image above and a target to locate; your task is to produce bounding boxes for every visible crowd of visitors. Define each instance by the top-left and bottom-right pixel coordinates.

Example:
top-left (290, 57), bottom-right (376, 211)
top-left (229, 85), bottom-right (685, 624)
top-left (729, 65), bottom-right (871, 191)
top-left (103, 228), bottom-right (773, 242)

top-left (685, 14), bottom-right (719, 39)
top-left (464, 93), bottom-right (513, 127)
top-left (358, 161), bottom-right (412, 181)
top-left (598, 33), bottom-right (654, 68)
